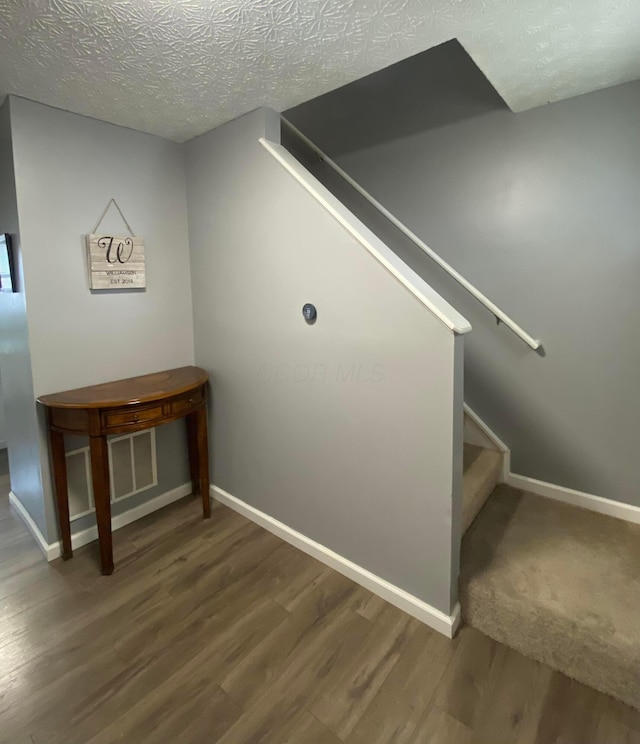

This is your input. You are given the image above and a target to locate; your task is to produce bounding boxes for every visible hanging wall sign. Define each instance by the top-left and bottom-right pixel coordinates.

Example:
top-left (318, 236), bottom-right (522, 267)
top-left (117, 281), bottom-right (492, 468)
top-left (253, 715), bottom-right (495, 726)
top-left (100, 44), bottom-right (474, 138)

top-left (86, 234), bottom-right (146, 289)
top-left (86, 198), bottom-right (145, 290)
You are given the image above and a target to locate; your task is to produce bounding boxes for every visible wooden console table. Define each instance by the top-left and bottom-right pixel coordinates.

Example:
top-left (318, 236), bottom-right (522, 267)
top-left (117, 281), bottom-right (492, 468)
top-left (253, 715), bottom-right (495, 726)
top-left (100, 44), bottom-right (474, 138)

top-left (38, 366), bottom-right (210, 575)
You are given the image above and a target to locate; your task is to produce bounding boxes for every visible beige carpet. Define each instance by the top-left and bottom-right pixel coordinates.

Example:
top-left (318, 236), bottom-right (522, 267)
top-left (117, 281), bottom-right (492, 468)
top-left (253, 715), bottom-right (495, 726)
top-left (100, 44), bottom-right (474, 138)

top-left (460, 484), bottom-right (640, 710)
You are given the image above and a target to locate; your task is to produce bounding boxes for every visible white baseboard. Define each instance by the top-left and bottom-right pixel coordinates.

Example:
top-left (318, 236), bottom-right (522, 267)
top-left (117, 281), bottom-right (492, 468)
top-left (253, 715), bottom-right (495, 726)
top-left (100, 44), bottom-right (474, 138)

top-left (10, 482), bottom-right (192, 562)
top-left (463, 404), bottom-right (510, 481)
top-left (507, 473), bottom-right (640, 525)
top-left (9, 491), bottom-right (52, 559)
top-left (459, 411), bottom-right (638, 525)
top-left (212, 485), bottom-right (460, 638)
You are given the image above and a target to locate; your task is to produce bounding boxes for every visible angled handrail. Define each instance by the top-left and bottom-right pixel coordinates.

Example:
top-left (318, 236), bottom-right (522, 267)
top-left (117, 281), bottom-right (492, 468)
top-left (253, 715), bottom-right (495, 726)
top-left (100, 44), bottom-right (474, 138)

top-left (281, 117), bottom-right (541, 351)
top-left (259, 137), bottom-right (471, 335)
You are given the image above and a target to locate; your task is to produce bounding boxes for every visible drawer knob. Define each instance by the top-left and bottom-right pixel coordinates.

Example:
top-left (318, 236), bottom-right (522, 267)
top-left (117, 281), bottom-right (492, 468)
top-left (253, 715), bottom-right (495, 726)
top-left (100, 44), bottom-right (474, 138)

top-left (188, 397), bottom-right (193, 403)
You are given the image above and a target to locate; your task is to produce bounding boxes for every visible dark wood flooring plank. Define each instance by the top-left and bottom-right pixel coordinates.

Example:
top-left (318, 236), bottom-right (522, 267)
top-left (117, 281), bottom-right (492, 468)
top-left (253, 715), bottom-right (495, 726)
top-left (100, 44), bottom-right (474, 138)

top-left (0, 545), bottom-right (49, 592)
top-left (61, 526), bottom-right (216, 594)
top-left (1, 490), bottom-right (639, 744)
top-left (84, 682), bottom-right (241, 744)
top-left (409, 705), bottom-right (474, 744)
top-left (217, 607), bottom-right (369, 744)
top-left (113, 544), bottom-right (291, 673)
top-left (221, 571), bottom-right (359, 707)
top-left (351, 588), bottom-right (390, 623)
top-left (276, 711), bottom-right (343, 744)
top-left (122, 497), bottom-right (243, 552)
top-left (0, 538), bottom-right (205, 674)
top-left (433, 625), bottom-right (501, 729)
top-left (309, 603), bottom-right (419, 740)
top-left (345, 621), bottom-right (453, 744)
top-left (2, 645), bottom-right (128, 744)
top-left (0, 525), bottom-right (39, 556)
top-left (532, 672), bottom-right (640, 744)
top-left (162, 524), bottom-right (283, 603)
top-left (34, 595), bottom-right (287, 744)
top-left (469, 645), bottom-right (553, 744)
top-left (260, 541), bottom-right (332, 612)
top-left (0, 571), bottom-right (69, 623)
top-left (0, 588), bottom-right (170, 740)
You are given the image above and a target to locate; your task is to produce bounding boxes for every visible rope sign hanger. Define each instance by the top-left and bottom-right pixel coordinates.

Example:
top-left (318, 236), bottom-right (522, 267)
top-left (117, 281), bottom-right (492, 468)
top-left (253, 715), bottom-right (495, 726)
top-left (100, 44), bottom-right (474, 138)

top-left (91, 198), bottom-right (136, 236)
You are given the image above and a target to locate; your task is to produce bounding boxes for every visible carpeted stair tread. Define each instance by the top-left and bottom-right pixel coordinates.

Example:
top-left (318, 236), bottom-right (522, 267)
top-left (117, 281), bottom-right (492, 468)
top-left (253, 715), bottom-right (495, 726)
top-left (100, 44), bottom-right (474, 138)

top-left (462, 444), bottom-right (502, 535)
top-left (460, 484), bottom-right (640, 709)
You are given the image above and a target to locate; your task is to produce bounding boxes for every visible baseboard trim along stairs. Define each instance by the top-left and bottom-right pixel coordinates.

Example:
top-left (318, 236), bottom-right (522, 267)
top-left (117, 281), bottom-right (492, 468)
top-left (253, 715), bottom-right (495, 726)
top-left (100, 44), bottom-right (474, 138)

top-left (464, 407), bottom-right (640, 527)
top-left (212, 485), bottom-right (461, 638)
top-left (506, 472), bottom-right (640, 525)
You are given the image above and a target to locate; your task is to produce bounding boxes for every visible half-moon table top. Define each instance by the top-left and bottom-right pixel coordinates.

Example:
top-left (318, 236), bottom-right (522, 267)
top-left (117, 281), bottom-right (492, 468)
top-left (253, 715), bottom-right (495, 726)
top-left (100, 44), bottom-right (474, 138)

top-left (38, 366), bottom-right (208, 410)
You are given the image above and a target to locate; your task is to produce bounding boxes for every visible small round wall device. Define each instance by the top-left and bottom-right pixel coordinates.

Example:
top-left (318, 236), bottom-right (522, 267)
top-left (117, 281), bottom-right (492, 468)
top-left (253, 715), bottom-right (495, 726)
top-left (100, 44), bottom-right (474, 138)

top-left (302, 303), bottom-right (317, 324)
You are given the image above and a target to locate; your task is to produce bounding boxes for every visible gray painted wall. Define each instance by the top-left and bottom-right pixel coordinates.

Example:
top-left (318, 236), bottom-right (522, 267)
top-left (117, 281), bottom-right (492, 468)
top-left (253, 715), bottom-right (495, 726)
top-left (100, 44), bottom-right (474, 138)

top-left (0, 374), bottom-right (6, 447)
top-left (186, 108), bottom-right (463, 614)
top-left (0, 98), bottom-right (48, 534)
top-left (64, 424), bottom-right (191, 534)
top-left (288, 71), bottom-right (640, 506)
top-left (8, 97), bottom-right (194, 541)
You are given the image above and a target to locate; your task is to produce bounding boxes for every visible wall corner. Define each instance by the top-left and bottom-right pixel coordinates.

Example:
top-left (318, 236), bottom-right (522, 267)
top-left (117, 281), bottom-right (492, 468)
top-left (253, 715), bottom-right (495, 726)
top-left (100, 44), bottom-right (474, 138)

top-left (261, 107), bottom-right (281, 144)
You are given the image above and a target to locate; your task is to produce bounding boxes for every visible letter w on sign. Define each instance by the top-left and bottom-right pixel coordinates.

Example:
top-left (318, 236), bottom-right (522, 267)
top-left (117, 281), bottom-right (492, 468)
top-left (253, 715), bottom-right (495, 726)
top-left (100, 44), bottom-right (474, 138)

top-left (86, 234), bottom-right (146, 290)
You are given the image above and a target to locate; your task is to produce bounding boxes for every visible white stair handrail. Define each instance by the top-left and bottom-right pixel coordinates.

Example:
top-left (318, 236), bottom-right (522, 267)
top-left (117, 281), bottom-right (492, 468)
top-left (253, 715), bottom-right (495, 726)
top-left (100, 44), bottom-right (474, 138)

top-left (259, 137), bottom-right (471, 335)
top-left (281, 117), bottom-right (541, 352)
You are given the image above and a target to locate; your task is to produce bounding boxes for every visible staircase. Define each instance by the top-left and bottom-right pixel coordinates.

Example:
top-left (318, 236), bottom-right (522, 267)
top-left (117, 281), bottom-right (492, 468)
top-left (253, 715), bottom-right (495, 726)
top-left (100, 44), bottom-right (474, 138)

top-left (460, 483), bottom-right (640, 711)
top-left (281, 123), bottom-right (640, 712)
top-left (461, 433), bottom-right (640, 711)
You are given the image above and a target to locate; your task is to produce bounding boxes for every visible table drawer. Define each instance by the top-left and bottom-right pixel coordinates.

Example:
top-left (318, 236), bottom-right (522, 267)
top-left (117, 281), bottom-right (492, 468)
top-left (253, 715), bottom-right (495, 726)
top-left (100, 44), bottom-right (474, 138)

top-left (103, 405), bottom-right (164, 430)
top-left (169, 387), bottom-right (204, 416)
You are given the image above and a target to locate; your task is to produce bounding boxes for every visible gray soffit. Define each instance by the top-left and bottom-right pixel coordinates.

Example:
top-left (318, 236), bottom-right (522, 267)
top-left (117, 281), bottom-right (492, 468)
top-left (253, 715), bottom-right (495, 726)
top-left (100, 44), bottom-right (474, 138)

top-left (0, 0), bottom-right (639, 142)
top-left (285, 40), bottom-right (510, 156)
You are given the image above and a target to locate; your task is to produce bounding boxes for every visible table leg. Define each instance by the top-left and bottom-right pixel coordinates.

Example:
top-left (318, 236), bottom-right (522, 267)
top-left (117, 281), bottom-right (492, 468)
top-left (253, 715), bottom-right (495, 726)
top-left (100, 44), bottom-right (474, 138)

top-left (49, 429), bottom-right (72, 560)
top-left (196, 406), bottom-right (210, 518)
top-left (186, 412), bottom-right (201, 498)
top-left (89, 435), bottom-right (114, 575)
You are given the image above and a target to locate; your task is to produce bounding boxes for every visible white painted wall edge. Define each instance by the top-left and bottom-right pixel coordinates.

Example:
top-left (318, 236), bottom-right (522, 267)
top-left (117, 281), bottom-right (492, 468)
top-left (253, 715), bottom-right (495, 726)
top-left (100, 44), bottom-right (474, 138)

top-left (212, 485), bottom-right (461, 638)
top-left (9, 490), bottom-right (51, 559)
top-left (9, 482), bottom-right (192, 562)
top-left (507, 473), bottom-right (640, 525)
top-left (463, 403), bottom-right (511, 481)
top-left (258, 137), bottom-right (471, 337)
top-left (0, 440), bottom-right (6, 449)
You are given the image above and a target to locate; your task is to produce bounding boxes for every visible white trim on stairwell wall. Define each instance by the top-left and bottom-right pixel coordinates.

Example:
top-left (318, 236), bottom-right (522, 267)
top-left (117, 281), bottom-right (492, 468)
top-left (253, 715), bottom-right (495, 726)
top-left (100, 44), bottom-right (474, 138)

top-left (463, 403), bottom-right (511, 481)
top-left (212, 485), bottom-right (461, 638)
top-left (506, 473), bottom-right (640, 525)
top-left (463, 405), bottom-right (640, 524)
top-left (9, 482), bottom-right (192, 562)
top-left (259, 137), bottom-right (471, 338)
top-left (281, 117), bottom-right (541, 351)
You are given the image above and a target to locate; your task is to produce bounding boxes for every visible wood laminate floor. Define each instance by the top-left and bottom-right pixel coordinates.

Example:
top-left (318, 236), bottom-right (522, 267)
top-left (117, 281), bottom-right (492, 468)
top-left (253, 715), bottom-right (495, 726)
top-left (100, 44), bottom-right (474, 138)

top-left (1, 479), bottom-right (639, 744)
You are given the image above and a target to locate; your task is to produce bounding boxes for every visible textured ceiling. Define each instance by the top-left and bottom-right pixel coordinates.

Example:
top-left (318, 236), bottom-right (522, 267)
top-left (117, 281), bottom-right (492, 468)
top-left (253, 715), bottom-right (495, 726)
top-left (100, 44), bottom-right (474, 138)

top-left (0, 0), bottom-right (639, 142)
